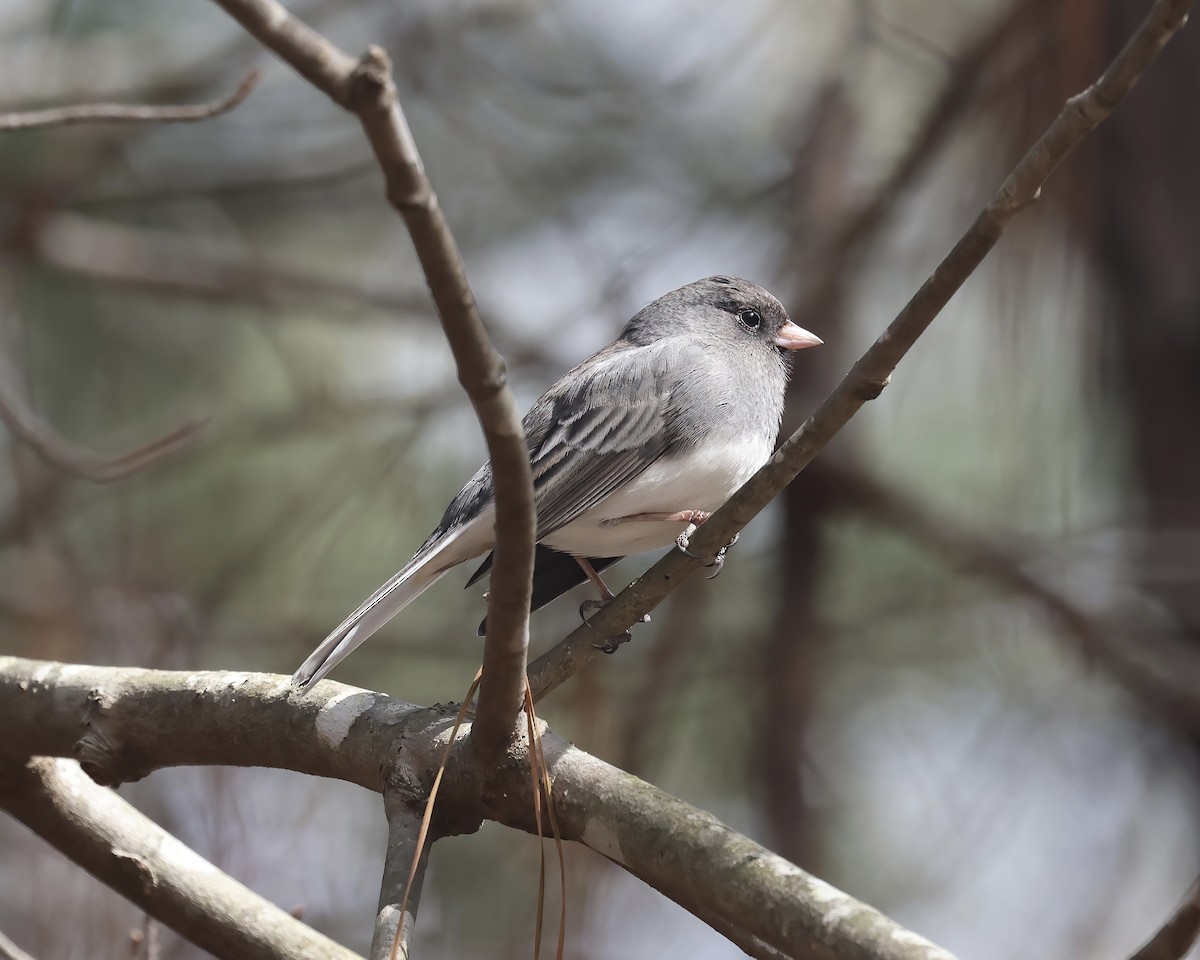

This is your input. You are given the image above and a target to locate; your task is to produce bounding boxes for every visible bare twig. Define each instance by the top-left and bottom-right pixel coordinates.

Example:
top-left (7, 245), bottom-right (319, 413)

top-left (819, 458), bottom-right (1200, 732)
top-left (1129, 877), bottom-right (1200, 960)
top-left (526, 0), bottom-right (1196, 702)
top-left (795, 0), bottom-right (1046, 322)
top-left (0, 72), bottom-right (259, 131)
top-left (0, 354), bottom-right (205, 483)
top-left (0, 657), bottom-right (957, 960)
top-left (0, 756), bottom-right (362, 960)
top-left (209, 0), bottom-right (535, 761)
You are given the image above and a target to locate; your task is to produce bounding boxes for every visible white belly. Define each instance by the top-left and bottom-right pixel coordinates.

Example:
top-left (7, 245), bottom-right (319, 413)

top-left (541, 436), bottom-right (771, 557)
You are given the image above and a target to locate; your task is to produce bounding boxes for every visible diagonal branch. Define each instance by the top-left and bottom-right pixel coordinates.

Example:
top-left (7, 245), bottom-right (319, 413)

top-left (209, 0), bottom-right (534, 762)
top-left (0, 72), bottom-right (259, 131)
top-left (0, 353), bottom-right (206, 483)
top-left (0, 756), bottom-right (363, 960)
top-left (526, 0), bottom-right (1196, 701)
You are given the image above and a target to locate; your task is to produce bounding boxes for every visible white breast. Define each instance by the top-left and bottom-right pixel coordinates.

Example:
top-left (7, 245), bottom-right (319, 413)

top-left (541, 435), bottom-right (773, 557)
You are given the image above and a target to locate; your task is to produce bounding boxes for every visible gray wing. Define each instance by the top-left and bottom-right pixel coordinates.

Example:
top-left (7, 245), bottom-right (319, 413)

top-left (444, 339), bottom-right (683, 566)
top-left (523, 340), bottom-right (679, 539)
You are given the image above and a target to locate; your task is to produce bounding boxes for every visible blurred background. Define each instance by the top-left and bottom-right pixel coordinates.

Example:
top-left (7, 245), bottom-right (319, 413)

top-left (2, 0), bottom-right (1199, 957)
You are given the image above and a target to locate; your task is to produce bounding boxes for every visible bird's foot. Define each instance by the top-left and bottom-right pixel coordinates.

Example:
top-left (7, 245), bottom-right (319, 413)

top-left (677, 527), bottom-right (740, 579)
top-left (580, 598), bottom-right (650, 654)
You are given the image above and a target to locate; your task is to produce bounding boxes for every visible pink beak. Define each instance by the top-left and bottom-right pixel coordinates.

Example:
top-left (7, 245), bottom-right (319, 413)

top-left (773, 320), bottom-right (823, 351)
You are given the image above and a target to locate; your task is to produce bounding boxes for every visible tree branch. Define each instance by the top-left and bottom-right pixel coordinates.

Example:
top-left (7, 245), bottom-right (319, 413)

top-left (0, 72), bottom-right (259, 131)
top-left (0, 656), bottom-right (953, 960)
top-left (0, 756), bottom-right (362, 960)
top-left (0, 352), bottom-right (206, 484)
top-left (526, 0), bottom-right (1196, 701)
top-left (209, 0), bottom-right (535, 761)
top-left (370, 782), bottom-right (433, 960)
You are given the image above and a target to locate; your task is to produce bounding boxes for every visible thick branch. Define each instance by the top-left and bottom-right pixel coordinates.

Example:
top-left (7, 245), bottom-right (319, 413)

top-left (0, 72), bottom-right (259, 131)
top-left (527, 0), bottom-right (1195, 701)
top-left (0, 756), bottom-right (361, 960)
top-left (1, 657), bottom-right (951, 960)
top-left (210, 0), bottom-right (535, 759)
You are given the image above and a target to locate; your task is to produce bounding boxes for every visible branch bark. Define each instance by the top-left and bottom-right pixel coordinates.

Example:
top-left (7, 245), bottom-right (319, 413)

top-left (0, 72), bottom-right (259, 131)
top-left (0, 756), bottom-right (362, 960)
top-left (0, 656), bottom-right (953, 960)
top-left (526, 0), bottom-right (1196, 701)
top-left (209, 0), bottom-right (535, 762)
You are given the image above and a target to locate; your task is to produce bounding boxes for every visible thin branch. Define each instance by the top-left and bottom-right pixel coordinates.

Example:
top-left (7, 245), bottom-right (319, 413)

top-left (0, 756), bottom-right (362, 960)
top-left (210, 0), bottom-right (535, 761)
top-left (0, 353), bottom-right (205, 483)
top-left (1129, 877), bottom-right (1200, 960)
top-left (819, 458), bottom-right (1200, 733)
top-left (526, 0), bottom-right (1196, 702)
top-left (795, 0), bottom-right (1046, 322)
top-left (0, 72), bottom-right (259, 131)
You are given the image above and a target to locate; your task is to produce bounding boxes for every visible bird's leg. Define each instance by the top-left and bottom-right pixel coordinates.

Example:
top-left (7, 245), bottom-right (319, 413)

top-left (576, 556), bottom-right (649, 654)
top-left (576, 556), bottom-right (615, 602)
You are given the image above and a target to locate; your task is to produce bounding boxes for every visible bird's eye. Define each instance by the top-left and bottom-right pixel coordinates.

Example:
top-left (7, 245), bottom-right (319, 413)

top-left (738, 309), bottom-right (762, 330)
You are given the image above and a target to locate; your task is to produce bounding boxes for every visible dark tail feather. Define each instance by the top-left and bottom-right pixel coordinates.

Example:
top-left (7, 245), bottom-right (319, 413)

top-left (469, 545), bottom-right (622, 636)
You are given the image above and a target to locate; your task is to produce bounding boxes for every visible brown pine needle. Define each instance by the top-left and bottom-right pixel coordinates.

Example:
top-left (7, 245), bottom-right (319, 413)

top-left (525, 681), bottom-right (567, 960)
top-left (389, 668), bottom-right (483, 960)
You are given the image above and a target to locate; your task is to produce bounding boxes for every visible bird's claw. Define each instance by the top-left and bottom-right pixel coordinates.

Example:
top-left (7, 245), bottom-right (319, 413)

top-left (580, 599), bottom-right (649, 653)
top-left (677, 530), bottom-right (740, 577)
top-left (592, 634), bottom-right (631, 654)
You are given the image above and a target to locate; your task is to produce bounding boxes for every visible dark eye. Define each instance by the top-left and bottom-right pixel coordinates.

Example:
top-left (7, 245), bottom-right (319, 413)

top-left (738, 309), bottom-right (762, 330)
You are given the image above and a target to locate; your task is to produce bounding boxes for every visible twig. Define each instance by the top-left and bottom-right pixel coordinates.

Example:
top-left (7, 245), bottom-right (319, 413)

top-left (0, 929), bottom-right (38, 960)
top-left (0, 756), bottom-right (362, 960)
top-left (794, 0), bottom-right (1046, 323)
top-left (821, 457), bottom-right (1200, 732)
top-left (209, 0), bottom-right (535, 762)
top-left (0, 353), bottom-right (205, 483)
top-left (1129, 877), bottom-right (1200, 960)
top-left (371, 795), bottom-right (428, 960)
top-left (0, 72), bottom-right (259, 131)
top-left (526, 0), bottom-right (1196, 702)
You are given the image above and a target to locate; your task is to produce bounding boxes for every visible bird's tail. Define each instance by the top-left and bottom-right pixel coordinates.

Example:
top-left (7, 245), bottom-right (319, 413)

top-left (290, 530), bottom-right (467, 687)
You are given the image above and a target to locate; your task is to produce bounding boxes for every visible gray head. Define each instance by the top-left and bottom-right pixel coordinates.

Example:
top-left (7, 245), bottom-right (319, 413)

top-left (621, 275), bottom-right (821, 359)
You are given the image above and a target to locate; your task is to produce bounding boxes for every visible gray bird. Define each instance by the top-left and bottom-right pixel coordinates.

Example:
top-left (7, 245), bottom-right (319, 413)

top-left (292, 276), bottom-right (821, 686)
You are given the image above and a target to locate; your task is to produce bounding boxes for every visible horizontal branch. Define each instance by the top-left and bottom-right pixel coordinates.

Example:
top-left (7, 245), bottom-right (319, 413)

top-left (526, 0), bottom-right (1195, 701)
top-left (0, 756), bottom-right (361, 960)
top-left (0, 657), bottom-right (953, 960)
top-left (0, 72), bottom-right (259, 131)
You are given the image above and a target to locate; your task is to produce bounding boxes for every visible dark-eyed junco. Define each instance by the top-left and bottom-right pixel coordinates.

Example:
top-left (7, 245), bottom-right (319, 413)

top-left (292, 276), bottom-right (821, 686)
